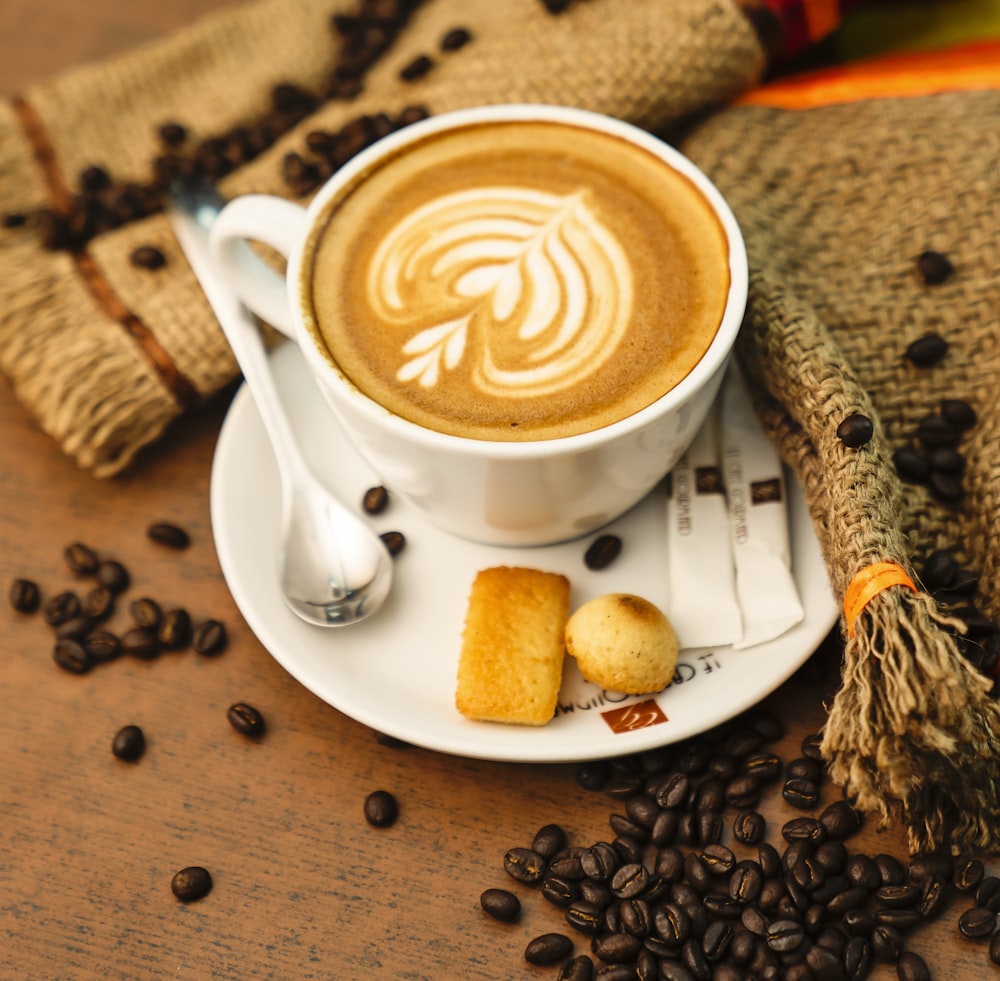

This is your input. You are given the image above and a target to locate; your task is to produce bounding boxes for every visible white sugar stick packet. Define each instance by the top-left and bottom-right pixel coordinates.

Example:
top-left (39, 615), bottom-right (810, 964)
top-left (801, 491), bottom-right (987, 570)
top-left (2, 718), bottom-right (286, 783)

top-left (665, 401), bottom-right (743, 649)
top-left (721, 362), bottom-right (804, 649)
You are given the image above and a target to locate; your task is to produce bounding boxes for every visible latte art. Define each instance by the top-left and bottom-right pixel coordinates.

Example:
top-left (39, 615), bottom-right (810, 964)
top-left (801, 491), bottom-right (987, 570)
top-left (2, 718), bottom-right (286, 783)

top-left (369, 187), bottom-right (633, 400)
top-left (306, 118), bottom-right (730, 441)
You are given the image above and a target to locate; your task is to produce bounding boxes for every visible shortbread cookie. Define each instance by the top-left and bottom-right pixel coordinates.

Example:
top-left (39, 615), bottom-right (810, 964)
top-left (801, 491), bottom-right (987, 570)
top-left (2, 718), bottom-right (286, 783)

top-left (565, 593), bottom-right (677, 695)
top-left (455, 566), bottom-right (571, 726)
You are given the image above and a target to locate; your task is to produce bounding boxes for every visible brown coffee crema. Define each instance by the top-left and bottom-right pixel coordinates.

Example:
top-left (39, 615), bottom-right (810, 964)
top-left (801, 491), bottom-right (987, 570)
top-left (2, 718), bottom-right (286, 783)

top-left (304, 119), bottom-right (730, 441)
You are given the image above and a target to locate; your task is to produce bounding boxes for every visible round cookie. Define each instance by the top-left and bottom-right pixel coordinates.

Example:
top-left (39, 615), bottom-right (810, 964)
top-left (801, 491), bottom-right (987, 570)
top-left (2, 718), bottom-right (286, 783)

top-left (565, 593), bottom-right (677, 694)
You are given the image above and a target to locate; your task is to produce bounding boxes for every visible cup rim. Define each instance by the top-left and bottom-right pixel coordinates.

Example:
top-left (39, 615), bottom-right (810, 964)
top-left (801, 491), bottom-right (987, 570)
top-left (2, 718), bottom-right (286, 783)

top-left (290, 103), bottom-right (748, 460)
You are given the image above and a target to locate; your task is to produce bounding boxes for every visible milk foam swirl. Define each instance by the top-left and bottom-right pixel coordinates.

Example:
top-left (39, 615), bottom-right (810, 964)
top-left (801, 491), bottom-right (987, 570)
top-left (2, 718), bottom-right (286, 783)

top-left (367, 187), bottom-right (634, 398)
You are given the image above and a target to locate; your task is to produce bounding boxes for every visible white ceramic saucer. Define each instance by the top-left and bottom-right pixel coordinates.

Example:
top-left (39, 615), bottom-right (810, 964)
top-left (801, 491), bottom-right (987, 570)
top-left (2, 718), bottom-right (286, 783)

top-left (210, 342), bottom-right (838, 763)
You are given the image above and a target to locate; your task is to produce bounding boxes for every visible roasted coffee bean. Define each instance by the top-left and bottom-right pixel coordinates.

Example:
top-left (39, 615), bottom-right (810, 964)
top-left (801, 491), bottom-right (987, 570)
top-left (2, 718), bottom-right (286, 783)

top-left (121, 626), bottom-right (159, 659)
top-left (576, 760), bottom-right (611, 791)
top-left (44, 591), bottom-right (82, 627)
top-left (53, 638), bottom-right (92, 674)
top-left (843, 855), bottom-right (878, 892)
top-left (875, 853), bottom-right (907, 887)
top-left (928, 446), bottom-right (965, 474)
top-left (584, 534), bottom-right (622, 570)
top-left (876, 884), bottom-right (922, 909)
top-left (819, 799), bottom-right (861, 839)
top-left (480, 887), bottom-right (520, 922)
top-left (814, 840), bottom-right (848, 875)
top-left (624, 795), bottom-right (660, 831)
top-left (677, 742), bottom-right (713, 775)
top-left (654, 902), bottom-right (691, 945)
top-left (805, 943), bottom-right (841, 980)
top-left (916, 875), bottom-right (948, 920)
top-left (654, 846), bottom-right (685, 883)
top-left (619, 897), bottom-right (652, 937)
top-left (870, 923), bottom-right (904, 961)
top-left (941, 397), bottom-right (977, 429)
top-left (112, 724), bottom-right (145, 762)
top-left (147, 522), bottom-right (190, 549)
top-left (594, 932), bottom-right (642, 964)
top-left (551, 848), bottom-right (589, 880)
top-left (193, 619), bottom-right (227, 656)
top-left (650, 808), bottom-right (678, 847)
top-left (765, 919), bottom-right (805, 954)
top-left (896, 950), bottom-right (931, 981)
top-left (9, 577), bottom-right (40, 613)
top-left (741, 904), bottom-right (768, 937)
top-left (655, 772), bottom-right (690, 809)
top-left (782, 817), bottom-right (826, 845)
top-left (733, 809), bottom-right (766, 845)
top-left (916, 249), bottom-right (954, 285)
top-left (130, 597), bottom-right (162, 629)
top-left (96, 559), bottom-right (130, 593)
top-left (758, 842), bottom-right (782, 879)
top-left (532, 823), bottom-right (567, 860)
top-left (158, 608), bottom-right (192, 650)
top-left (171, 866), bottom-right (212, 902)
top-left (953, 858), bottom-right (985, 892)
top-left (399, 54), bottom-right (433, 81)
top-left (659, 963), bottom-right (696, 981)
top-left (558, 955), bottom-right (593, 981)
top-left (504, 847), bottom-right (546, 885)
top-left (541, 874), bottom-right (578, 909)
top-left (581, 842), bottom-right (618, 881)
top-left (699, 844), bottom-right (736, 877)
top-left (64, 542), bottom-right (99, 575)
top-left (958, 905), bottom-right (996, 939)
top-left (131, 245), bottom-right (166, 270)
top-left (918, 416), bottom-right (959, 449)
top-left (566, 900), bottom-right (603, 935)
top-left (991, 930), bottom-right (1000, 966)
top-left (84, 630), bottom-right (121, 663)
top-left (782, 778), bottom-right (820, 809)
top-left (226, 701), bottom-right (266, 738)
top-left (83, 586), bottom-right (114, 622)
top-left (893, 447), bottom-right (931, 483)
top-left (362, 485), bottom-right (389, 515)
top-left (55, 616), bottom-right (91, 640)
top-left (380, 530), bottom-right (406, 556)
top-left (363, 789), bottom-right (398, 827)
top-left (440, 26), bottom-right (472, 51)
top-left (681, 936), bottom-right (711, 978)
top-left (725, 774), bottom-right (761, 809)
top-left (929, 470), bottom-right (964, 503)
top-left (905, 333), bottom-right (948, 367)
top-left (729, 862), bottom-right (764, 904)
top-left (836, 413), bottom-right (873, 448)
top-left (611, 862), bottom-right (649, 899)
top-left (843, 935), bottom-right (872, 980)
top-left (843, 909), bottom-right (876, 936)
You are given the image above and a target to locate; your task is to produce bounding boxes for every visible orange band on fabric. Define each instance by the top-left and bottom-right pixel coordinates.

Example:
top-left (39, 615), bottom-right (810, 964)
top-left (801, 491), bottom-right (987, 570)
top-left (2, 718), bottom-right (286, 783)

top-left (736, 40), bottom-right (1000, 110)
top-left (843, 562), bottom-right (917, 639)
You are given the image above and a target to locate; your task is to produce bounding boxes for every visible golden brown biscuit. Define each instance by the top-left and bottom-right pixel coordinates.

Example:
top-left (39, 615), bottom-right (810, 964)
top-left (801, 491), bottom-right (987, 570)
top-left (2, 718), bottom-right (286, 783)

top-left (455, 566), bottom-right (571, 726)
top-left (565, 593), bottom-right (677, 695)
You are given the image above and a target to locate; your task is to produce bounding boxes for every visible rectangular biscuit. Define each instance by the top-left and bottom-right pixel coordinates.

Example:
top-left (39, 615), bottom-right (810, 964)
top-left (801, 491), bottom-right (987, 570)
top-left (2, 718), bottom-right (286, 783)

top-left (455, 566), bottom-right (571, 726)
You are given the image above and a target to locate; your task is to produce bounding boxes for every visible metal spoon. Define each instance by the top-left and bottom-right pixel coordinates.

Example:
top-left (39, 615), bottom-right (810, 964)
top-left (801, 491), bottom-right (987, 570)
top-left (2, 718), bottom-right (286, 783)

top-left (168, 181), bottom-right (393, 626)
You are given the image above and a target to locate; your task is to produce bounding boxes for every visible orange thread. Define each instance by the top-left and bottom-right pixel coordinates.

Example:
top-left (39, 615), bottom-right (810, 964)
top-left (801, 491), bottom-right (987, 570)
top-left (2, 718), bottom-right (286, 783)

top-left (843, 562), bottom-right (917, 639)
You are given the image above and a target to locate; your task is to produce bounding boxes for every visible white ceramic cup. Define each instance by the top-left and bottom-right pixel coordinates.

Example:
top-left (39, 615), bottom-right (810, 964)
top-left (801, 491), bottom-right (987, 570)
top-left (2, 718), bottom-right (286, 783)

top-left (209, 104), bottom-right (747, 546)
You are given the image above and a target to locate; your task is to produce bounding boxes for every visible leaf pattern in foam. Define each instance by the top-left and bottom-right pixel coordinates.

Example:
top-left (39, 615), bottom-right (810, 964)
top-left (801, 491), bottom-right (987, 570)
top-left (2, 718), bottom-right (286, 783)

top-left (369, 187), bottom-right (633, 398)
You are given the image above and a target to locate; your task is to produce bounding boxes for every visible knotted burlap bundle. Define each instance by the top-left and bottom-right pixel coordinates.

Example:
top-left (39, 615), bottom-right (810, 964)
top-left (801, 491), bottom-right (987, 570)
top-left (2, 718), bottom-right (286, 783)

top-left (0, 0), bottom-right (765, 475)
top-left (681, 58), bottom-right (1000, 854)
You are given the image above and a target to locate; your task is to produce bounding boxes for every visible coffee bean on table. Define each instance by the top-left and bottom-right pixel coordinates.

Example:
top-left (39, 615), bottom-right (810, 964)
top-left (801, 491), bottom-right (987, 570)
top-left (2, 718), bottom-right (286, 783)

top-left (836, 413), bottom-right (873, 448)
top-left (10, 578), bottom-right (41, 613)
top-left (958, 905), bottom-right (996, 939)
top-left (525, 933), bottom-right (573, 965)
top-left (192, 619), bottom-right (227, 656)
top-left (557, 956), bottom-right (593, 981)
top-left (363, 789), bottom-right (399, 828)
top-left (227, 702), bottom-right (266, 738)
top-left (53, 638), bottom-right (92, 674)
top-left (121, 626), bottom-right (159, 659)
top-left (130, 597), bottom-right (163, 629)
top-left (84, 630), bottom-right (121, 663)
top-left (63, 542), bottom-right (99, 575)
top-left (480, 887), bottom-right (521, 922)
top-left (96, 559), bottom-right (130, 593)
top-left (56, 616), bottom-right (92, 640)
top-left (83, 586), bottom-right (115, 622)
top-left (171, 866), bottom-right (213, 902)
top-left (44, 590), bottom-right (82, 627)
top-left (782, 778), bottom-right (820, 809)
top-left (147, 522), bottom-right (190, 549)
top-left (362, 485), bottom-right (389, 515)
top-left (953, 858), bottom-right (985, 892)
top-left (158, 608), bottom-right (192, 650)
top-left (441, 26), bottom-right (472, 50)
top-left (584, 534), bottom-right (622, 570)
top-left (112, 724), bottom-right (146, 761)
top-left (399, 54), bottom-right (434, 81)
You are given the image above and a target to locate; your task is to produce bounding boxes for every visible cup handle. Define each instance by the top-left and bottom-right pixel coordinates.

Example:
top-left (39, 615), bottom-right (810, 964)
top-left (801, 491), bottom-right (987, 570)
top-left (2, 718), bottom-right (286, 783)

top-left (208, 195), bottom-right (309, 340)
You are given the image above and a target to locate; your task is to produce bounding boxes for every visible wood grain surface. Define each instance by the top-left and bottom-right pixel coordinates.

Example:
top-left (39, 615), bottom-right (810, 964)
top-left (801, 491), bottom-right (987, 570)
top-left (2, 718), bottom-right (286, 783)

top-left (0, 2), bottom-right (995, 978)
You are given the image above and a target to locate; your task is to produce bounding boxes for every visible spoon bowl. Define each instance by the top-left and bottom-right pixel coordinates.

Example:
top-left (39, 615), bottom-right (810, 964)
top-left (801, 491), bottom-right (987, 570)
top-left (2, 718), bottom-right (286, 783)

top-left (169, 181), bottom-right (393, 627)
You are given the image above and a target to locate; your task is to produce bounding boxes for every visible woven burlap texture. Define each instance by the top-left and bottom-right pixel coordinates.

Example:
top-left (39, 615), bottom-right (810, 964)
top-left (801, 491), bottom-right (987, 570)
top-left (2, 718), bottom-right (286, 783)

top-left (0, 0), bottom-right (764, 476)
top-left (682, 88), bottom-right (1000, 854)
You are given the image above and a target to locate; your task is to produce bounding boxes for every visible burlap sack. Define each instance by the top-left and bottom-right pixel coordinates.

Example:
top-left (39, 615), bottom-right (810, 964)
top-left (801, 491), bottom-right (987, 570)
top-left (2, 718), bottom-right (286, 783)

top-left (0, 0), bottom-right (765, 476)
top-left (680, 50), bottom-right (1000, 854)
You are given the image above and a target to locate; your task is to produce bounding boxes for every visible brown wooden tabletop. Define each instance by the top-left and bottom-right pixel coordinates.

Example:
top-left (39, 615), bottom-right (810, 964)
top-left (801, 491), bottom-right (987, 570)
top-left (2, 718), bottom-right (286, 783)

top-left (0, 3), bottom-right (994, 979)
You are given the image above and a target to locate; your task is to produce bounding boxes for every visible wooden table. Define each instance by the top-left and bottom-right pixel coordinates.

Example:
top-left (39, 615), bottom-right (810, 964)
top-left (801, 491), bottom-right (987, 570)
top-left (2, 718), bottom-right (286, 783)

top-left (0, 3), bottom-right (993, 978)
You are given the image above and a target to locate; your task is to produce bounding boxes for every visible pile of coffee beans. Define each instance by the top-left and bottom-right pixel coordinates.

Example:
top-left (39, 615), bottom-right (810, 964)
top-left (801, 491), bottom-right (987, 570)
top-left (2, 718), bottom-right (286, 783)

top-left (481, 708), bottom-right (998, 979)
top-left (8, 523), bottom-right (227, 675)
